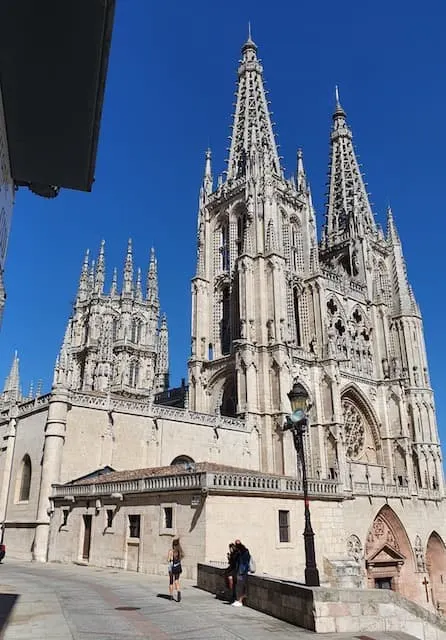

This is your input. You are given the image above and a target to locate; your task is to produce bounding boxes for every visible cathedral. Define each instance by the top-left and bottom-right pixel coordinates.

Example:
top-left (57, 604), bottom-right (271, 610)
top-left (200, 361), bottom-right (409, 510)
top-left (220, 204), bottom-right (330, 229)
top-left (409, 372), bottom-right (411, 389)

top-left (1, 34), bottom-right (446, 611)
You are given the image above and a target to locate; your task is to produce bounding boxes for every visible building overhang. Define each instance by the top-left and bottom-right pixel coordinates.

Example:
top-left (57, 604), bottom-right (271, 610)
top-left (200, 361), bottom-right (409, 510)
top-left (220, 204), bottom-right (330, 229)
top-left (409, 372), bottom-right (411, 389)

top-left (0, 0), bottom-right (115, 196)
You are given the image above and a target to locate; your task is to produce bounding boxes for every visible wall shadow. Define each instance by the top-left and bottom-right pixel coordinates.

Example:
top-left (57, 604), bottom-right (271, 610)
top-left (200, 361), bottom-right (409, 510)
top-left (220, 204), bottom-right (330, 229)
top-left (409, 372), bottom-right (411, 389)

top-left (0, 593), bottom-right (19, 635)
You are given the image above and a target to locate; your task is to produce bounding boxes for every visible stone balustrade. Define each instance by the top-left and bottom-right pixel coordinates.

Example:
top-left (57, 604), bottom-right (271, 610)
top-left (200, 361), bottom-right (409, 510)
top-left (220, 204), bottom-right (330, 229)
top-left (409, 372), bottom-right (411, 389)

top-left (69, 391), bottom-right (247, 432)
top-left (418, 487), bottom-right (442, 501)
top-left (52, 469), bottom-right (342, 501)
top-left (17, 393), bottom-right (51, 416)
top-left (352, 481), bottom-right (442, 501)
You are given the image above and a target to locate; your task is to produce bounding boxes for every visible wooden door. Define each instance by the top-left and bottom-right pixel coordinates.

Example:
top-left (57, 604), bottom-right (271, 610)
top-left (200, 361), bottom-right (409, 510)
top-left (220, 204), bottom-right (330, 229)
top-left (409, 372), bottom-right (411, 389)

top-left (82, 515), bottom-right (92, 560)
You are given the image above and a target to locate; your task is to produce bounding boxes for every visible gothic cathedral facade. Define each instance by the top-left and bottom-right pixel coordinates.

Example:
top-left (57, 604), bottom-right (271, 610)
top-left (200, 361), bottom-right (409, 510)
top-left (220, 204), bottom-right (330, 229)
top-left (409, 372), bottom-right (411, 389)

top-left (0, 34), bottom-right (445, 608)
top-left (188, 35), bottom-right (441, 489)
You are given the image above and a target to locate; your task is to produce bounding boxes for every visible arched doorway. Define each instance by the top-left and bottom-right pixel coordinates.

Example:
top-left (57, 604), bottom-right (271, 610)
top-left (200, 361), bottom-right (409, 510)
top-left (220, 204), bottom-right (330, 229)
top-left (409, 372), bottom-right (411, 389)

top-left (365, 506), bottom-right (416, 599)
top-left (426, 532), bottom-right (446, 611)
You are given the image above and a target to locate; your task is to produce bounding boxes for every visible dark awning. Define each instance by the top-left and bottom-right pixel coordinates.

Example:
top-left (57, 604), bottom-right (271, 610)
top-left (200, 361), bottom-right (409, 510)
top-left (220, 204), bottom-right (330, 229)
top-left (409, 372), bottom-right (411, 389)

top-left (0, 0), bottom-right (115, 193)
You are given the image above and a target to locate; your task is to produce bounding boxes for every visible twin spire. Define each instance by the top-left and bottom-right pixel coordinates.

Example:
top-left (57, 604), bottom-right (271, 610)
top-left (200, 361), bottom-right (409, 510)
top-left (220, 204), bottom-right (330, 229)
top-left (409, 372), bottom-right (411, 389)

top-left (226, 29), bottom-right (281, 180)
top-left (322, 86), bottom-right (376, 248)
top-left (76, 240), bottom-right (159, 303)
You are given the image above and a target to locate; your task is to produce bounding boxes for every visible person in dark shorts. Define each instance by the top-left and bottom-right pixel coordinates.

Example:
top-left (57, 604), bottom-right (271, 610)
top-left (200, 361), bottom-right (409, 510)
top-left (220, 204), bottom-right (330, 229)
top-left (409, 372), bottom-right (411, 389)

top-left (232, 540), bottom-right (251, 607)
top-left (224, 542), bottom-right (239, 602)
top-left (167, 538), bottom-right (183, 602)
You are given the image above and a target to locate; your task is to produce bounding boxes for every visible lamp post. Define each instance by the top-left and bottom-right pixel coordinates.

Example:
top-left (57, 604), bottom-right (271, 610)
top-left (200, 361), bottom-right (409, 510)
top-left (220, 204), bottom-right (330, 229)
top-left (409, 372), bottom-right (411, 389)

top-left (284, 382), bottom-right (320, 587)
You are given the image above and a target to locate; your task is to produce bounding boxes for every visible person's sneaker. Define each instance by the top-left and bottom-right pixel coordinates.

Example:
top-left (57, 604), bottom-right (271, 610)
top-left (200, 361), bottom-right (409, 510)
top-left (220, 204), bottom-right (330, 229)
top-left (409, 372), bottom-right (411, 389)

top-left (177, 591), bottom-right (181, 602)
top-left (231, 601), bottom-right (242, 607)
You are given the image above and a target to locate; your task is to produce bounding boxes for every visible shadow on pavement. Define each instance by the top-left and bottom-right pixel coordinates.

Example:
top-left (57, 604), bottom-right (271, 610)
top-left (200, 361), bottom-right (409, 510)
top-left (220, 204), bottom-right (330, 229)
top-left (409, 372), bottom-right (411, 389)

top-left (0, 593), bottom-right (19, 635)
top-left (156, 593), bottom-right (172, 600)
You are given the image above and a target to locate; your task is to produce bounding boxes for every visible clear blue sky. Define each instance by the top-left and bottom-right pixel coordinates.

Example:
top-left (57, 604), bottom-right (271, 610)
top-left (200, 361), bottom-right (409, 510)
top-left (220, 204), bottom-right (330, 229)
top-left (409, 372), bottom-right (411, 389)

top-left (1, 0), bottom-right (445, 431)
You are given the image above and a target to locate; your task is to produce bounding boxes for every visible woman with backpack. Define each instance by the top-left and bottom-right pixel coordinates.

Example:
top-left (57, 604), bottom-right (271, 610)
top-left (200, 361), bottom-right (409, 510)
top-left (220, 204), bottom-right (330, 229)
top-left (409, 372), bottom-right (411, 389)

top-left (232, 540), bottom-right (251, 607)
top-left (167, 538), bottom-right (183, 602)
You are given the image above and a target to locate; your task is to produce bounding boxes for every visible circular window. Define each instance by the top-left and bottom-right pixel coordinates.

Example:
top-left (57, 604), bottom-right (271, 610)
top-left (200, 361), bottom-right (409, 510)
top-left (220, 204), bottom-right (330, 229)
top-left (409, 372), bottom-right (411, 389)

top-left (342, 398), bottom-right (366, 460)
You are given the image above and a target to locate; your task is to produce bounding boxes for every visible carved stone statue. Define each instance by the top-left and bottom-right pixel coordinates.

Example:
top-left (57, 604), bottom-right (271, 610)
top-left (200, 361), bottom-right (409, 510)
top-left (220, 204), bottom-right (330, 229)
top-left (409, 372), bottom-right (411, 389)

top-left (327, 323), bottom-right (336, 357)
top-left (267, 319), bottom-right (275, 344)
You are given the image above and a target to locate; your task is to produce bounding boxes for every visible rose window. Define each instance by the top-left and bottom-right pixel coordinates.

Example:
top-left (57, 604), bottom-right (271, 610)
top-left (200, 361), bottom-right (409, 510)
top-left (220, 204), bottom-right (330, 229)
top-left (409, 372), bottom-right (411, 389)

top-left (342, 399), bottom-right (365, 459)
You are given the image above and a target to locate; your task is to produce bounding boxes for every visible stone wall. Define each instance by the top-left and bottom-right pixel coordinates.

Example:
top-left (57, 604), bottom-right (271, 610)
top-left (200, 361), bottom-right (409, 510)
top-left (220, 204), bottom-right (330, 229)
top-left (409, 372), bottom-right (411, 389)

top-left (2, 408), bottom-right (49, 559)
top-left (60, 404), bottom-right (259, 484)
top-left (197, 563), bottom-right (446, 639)
top-left (48, 491), bottom-right (207, 579)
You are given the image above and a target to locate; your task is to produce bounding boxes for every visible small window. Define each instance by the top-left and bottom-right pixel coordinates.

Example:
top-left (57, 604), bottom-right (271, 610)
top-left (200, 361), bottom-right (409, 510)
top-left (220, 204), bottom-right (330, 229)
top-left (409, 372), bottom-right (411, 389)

top-left (160, 503), bottom-right (176, 534)
top-left (19, 455), bottom-right (32, 502)
top-left (106, 509), bottom-right (114, 528)
top-left (128, 515), bottom-right (141, 538)
top-left (164, 507), bottom-right (173, 530)
top-left (62, 509), bottom-right (69, 527)
top-left (278, 510), bottom-right (290, 543)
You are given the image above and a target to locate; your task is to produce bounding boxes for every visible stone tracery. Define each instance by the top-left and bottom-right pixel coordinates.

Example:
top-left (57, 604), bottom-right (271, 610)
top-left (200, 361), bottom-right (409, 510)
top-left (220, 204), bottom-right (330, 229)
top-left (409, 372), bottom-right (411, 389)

top-left (342, 398), bottom-right (366, 460)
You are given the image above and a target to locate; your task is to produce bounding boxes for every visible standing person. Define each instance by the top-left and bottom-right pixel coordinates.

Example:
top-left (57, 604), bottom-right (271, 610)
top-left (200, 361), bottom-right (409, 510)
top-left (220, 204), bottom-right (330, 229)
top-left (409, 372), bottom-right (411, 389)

top-left (167, 538), bottom-right (183, 602)
top-left (224, 542), bottom-right (238, 602)
top-left (232, 540), bottom-right (251, 607)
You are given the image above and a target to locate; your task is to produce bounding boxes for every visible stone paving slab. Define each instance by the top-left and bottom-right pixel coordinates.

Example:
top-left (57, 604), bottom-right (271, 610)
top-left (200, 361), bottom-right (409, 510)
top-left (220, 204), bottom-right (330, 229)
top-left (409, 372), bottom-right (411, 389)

top-left (0, 560), bottom-right (421, 640)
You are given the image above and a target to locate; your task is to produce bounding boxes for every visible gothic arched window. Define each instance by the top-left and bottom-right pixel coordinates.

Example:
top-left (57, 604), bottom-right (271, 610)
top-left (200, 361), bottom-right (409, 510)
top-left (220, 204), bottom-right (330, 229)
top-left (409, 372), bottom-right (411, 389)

top-left (290, 221), bottom-right (304, 273)
top-left (221, 377), bottom-right (237, 417)
top-left (131, 318), bottom-right (142, 344)
top-left (293, 287), bottom-right (302, 346)
top-left (236, 211), bottom-right (247, 257)
top-left (112, 318), bottom-right (119, 342)
top-left (18, 455), bottom-right (32, 502)
top-left (221, 286), bottom-right (231, 355)
top-left (221, 222), bottom-right (229, 271)
top-left (377, 262), bottom-right (391, 306)
top-left (129, 360), bottom-right (139, 388)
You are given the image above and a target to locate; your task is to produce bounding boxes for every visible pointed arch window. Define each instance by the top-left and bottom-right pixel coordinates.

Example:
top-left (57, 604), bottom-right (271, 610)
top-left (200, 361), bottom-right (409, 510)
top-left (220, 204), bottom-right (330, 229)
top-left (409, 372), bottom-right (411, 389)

top-left (221, 376), bottom-right (237, 417)
top-left (377, 263), bottom-right (391, 306)
top-left (129, 359), bottom-right (139, 388)
top-left (112, 318), bottom-right (119, 342)
top-left (290, 221), bottom-right (304, 273)
top-left (236, 211), bottom-right (247, 257)
top-left (293, 287), bottom-right (302, 346)
top-left (221, 222), bottom-right (230, 271)
top-left (221, 286), bottom-right (231, 355)
top-left (18, 455), bottom-right (32, 502)
top-left (131, 318), bottom-right (142, 344)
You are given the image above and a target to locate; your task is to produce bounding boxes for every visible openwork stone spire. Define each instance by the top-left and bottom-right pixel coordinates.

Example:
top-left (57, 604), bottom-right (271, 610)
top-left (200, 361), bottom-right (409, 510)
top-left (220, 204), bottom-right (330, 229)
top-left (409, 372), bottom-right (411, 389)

top-left (94, 240), bottom-right (106, 295)
top-left (387, 206), bottom-right (418, 315)
top-left (226, 31), bottom-right (281, 180)
top-left (76, 248), bottom-right (90, 302)
top-left (146, 247), bottom-right (159, 305)
top-left (123, 238), bottom-right (134, 296)
top-left (155, 313), bottom-right (169, 393)
top-left (3, 351), bottom-right (20, 402)
top-left (322, 89), bottom-right (376, 248)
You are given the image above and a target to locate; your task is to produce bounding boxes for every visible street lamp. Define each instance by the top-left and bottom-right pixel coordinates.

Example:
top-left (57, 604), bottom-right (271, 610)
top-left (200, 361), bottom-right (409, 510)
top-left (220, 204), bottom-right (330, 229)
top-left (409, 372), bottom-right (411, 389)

top-left (284, 382), bottom-right (320, 587)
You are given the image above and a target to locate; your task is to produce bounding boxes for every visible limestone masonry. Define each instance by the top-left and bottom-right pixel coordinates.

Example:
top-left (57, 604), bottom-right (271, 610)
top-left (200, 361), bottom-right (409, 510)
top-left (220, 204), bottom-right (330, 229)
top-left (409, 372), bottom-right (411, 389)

top-left (1, 34), bottom-right (445, 617)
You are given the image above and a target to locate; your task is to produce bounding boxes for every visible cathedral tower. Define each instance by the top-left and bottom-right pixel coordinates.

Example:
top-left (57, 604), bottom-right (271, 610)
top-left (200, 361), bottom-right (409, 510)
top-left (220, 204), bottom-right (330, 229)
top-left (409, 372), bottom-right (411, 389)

top-left (188, 36), bottom-right (442, 486)
top-left (188, 33), bottom-right (318, 471)
top-left (54, 241), bottom-right (169, 399)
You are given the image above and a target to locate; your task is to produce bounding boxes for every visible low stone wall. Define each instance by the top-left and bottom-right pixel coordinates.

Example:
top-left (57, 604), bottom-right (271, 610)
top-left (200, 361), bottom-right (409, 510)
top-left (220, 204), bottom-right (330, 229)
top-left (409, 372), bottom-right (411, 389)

top-left (197, 563), bottom-right (315, 629)
top-left (196, 563), bottom-right (446, 639)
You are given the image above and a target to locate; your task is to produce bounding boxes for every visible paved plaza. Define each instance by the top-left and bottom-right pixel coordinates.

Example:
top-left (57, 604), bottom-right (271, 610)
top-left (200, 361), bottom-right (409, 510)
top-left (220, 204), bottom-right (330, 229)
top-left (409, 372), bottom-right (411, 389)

top-left (0, 560), bottom-right (418, 640)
